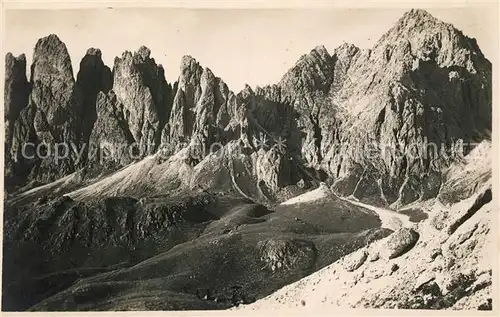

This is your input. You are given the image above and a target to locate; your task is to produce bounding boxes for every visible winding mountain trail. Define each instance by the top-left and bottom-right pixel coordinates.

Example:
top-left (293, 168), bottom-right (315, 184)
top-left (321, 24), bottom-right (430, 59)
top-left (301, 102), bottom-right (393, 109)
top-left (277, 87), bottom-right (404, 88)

top-left (280, 184), bottom-right (412, 230)
top-left (338, 195), bottom-right (413, 229)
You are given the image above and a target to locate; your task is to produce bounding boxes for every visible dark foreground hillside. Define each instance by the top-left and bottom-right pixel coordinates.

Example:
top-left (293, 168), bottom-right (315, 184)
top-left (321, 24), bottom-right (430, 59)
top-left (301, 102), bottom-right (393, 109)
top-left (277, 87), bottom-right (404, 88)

top-left (2, 192), bottom-right (390, 311)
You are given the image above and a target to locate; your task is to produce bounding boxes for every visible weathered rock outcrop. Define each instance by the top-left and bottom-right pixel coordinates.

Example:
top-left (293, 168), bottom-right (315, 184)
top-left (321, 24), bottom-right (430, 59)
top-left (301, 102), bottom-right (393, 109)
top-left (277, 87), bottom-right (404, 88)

top-left (377, 227), bottom-right (420, 259)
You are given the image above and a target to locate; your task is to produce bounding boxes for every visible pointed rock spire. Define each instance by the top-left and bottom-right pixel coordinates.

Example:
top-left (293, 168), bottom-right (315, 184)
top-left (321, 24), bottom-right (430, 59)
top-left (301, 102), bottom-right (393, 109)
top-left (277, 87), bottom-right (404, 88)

top-left (76, 47), bottom-right (113, 154)
top-left (7, 34), bottom-right (83, 184)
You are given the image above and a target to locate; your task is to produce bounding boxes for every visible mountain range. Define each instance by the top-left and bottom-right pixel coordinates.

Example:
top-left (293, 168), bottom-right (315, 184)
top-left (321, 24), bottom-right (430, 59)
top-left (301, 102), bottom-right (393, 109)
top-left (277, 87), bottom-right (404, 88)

top-left (2, 9), bottom-right (493, 311)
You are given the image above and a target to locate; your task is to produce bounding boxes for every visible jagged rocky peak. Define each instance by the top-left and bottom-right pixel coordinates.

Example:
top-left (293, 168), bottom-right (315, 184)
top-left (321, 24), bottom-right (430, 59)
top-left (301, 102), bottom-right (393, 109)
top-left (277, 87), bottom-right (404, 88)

top-left (2, 9), bottom-right (493, 209)
top-left (333, 42), bottom-right (357, 56)
top-left (241, 84), bottom-right (254, 96)
top-left (6, 34), bottom-right (83, 186)
top-left (166, 55), bottom-right (242, 158)
top-left (201, 66), bottom-right (216, 85)
top-left (301, 44), bottom-right (331, 61)
top-left (396, 8), bottom-right (477, 44)
top-left (77, 47), bottom-right (112, 91)
top-left (400, 8), bottom-right (438, 23)
top-left (79, 47), bottom-right (107, 70)
top-left (111, 45), bottom-right (173, 155)
top-left (135, 45), bottom-right (151, 60)
top-left (30, 34), bottom-right (74, 83)
top-left (166, 55), bottom-right (203, 152)
top-left (191, 66), bottom-right (217, 128)
top-left (180, 54), bottom-right (200, 69)
top-left (218, 9), bottom-right (492, 208)
top-left (278, 44), bottom-right (335, 102)
top-left (177, 55), bottom-right (204, 100)
top-left (5, 51), bottom-right (26, 62)
top-left (29, 33), bottom-right (78, 124)
top-left (322, 9), bottom-right (492, 207)
top-left (5, 52), bottom-right (27, 76)
top-left (311, 45), bottom-right (330, 60)
top-left (374, 9), bottom-right (487, 71)
top-left (237, 84), bottom-right (256, 112)
top-left (383, 8), bottom-right (443, 41)
top-left (86, 47), bottom-right (102, 56)
top-left (333, 42), bottom-right (360, 67)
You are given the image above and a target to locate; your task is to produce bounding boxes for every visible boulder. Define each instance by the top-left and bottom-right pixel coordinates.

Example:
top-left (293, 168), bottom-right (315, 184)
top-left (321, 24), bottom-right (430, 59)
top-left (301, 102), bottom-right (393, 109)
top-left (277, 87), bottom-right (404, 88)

top-left (342, 248), bottom-right (368, 272)
top-left (378, 228), bottom-right (419, 259)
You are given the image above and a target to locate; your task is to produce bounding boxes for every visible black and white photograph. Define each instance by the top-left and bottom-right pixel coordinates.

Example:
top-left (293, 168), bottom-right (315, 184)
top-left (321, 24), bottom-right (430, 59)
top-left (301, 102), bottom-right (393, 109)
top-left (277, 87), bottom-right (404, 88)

top-left (1, 1), bottom-right (497, 312)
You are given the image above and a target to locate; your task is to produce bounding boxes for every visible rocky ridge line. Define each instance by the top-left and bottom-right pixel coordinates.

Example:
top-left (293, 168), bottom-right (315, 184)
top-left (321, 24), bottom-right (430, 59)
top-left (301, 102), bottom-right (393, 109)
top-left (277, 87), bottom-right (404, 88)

top-left (4, 9), bottom-right (492, 210)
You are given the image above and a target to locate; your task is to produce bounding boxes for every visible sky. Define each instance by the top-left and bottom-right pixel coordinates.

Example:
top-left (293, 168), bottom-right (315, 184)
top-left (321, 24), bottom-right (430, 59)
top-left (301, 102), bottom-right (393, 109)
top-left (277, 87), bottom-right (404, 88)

top-left (4, 6), bottom-right (497, 92)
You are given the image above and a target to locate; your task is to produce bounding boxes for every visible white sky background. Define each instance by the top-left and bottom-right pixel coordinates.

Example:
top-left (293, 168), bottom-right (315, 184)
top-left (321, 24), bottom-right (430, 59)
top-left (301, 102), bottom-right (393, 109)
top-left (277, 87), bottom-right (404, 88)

top-left (4, 7), bottom-right (497, 92)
